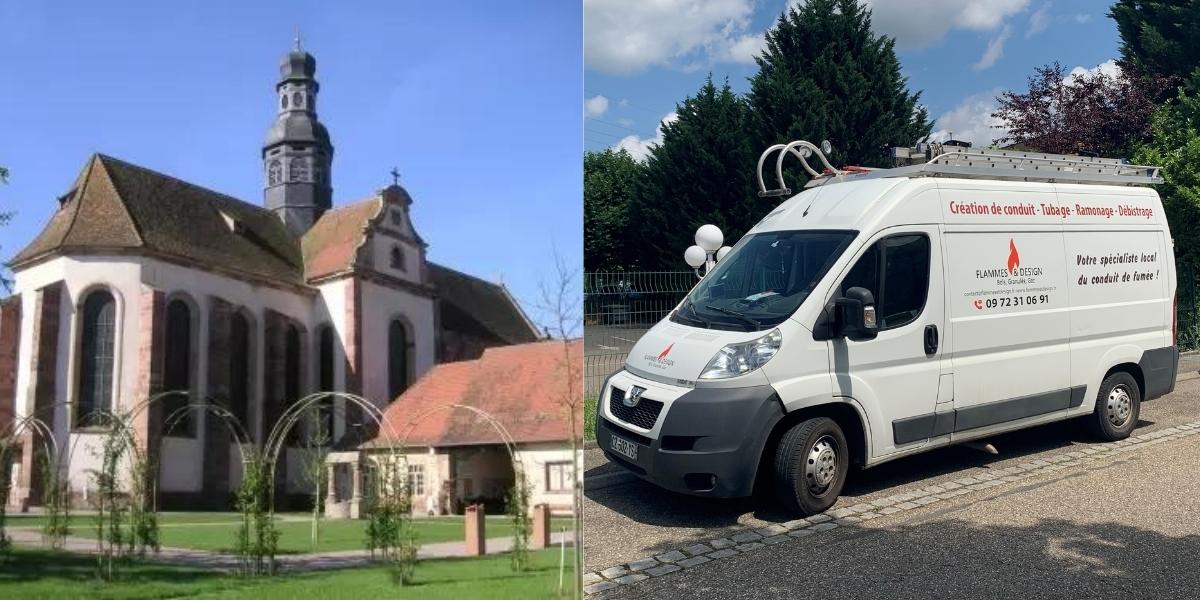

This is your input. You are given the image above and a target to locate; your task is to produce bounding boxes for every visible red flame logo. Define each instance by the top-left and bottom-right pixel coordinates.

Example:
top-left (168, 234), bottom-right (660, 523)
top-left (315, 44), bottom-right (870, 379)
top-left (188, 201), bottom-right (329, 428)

top-left (658, 344), bottom-right (674, 360)
top-left (1007, 239), bottom-right (1020, 273)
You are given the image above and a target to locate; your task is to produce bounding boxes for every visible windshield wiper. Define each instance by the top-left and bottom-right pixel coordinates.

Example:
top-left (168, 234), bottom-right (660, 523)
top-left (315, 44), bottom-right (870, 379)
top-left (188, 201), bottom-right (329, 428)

top-left (683, 301), bottom-right (711, 328)
top-left (704, 304), bottom-right (761, 329)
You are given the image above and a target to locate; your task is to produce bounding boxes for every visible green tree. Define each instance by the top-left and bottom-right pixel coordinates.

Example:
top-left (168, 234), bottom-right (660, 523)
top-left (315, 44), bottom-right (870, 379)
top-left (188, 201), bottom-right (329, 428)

top-left (748, 0), bottom-right (931, 187)
top-left (1110, 0), bottom-right (1200, 87)
top-left (1132, 79), bottom-right (1200, 269)
top-left (583, 149), bottom-right (641, 271)
top-left (631, 76), bottom-right (762, 270)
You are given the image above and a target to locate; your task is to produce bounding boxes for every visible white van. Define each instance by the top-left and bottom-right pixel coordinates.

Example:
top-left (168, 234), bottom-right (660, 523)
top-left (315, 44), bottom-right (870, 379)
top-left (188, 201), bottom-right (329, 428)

top-left (595, 142), bottom-right (1179, 515)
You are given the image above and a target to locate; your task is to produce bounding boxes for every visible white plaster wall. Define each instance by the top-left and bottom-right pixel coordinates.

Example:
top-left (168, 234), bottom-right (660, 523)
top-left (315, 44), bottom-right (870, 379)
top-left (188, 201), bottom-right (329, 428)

top-left (315, 278), bottom-right (348, 440)
top-left (369, 232), bottom-right (422, 284)
top-left (13, 256), bottom-right (143, 496)
top-left (359, 279), bottom-right (436, 406)
top-left (516, 442), bottom-right (578, 513)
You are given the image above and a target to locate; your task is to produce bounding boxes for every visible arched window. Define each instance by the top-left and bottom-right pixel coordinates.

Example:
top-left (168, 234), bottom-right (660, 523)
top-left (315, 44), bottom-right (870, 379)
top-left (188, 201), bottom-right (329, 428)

top-left (317, 325), bottom-right (335, 439)
top-left (388, 319), bottom-right (410, 399)
top-left (281, 94), bottom-right (288, 110)
top-left (390, 245), bottom-right (406, 271)
top-left (77, 290), bottom-right (116, 426)
top-left (268, 160), bottom-right (281, 186)
top-left (229, 312), bottom-right (251, 430)
top-left (163, 299), bottom-right (193, 435)
top-left (284, 324), bottom-right (302, 445)
top-left (292, 91), bottom-right (303, 108)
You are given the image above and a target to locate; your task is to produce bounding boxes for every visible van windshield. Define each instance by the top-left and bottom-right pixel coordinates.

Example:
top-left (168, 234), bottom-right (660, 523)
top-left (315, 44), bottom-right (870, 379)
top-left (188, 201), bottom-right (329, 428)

top-left (674, 230), bottom-right (856, 331)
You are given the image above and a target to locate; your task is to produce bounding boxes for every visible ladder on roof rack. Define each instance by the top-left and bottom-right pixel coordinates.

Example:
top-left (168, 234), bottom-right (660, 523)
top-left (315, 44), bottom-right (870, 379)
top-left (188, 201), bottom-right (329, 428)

top-left (756, 140), bottom-right (1164, 197)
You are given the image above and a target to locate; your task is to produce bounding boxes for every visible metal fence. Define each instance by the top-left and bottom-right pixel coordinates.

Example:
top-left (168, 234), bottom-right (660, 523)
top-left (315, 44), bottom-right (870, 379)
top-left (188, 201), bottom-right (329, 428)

top-left (584, 264), bottom-right (1200, 398)
top-left (584, 271), bottom-right (696, 397)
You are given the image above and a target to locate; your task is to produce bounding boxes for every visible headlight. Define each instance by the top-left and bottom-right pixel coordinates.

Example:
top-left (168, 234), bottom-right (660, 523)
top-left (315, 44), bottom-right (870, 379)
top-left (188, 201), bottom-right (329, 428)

top-left (699, 329), bottom-right (782, 379)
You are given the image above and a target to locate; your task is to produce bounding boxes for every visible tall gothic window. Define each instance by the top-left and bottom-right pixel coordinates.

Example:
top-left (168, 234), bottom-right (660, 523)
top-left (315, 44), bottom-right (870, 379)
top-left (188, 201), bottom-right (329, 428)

top-left (390, 246), bottom-right (405, 271)
top-left (76, 290), bottom-right (116, 426)
top-left (317, 325), bottom-right (335, 439)
top-left (281, 94), bottom-right (288, 110)
top-left (229, 312), bottom-right (251, 431)
top-left (163, 299), bottom-right (193, 435)
top-left (268, 160), bottom-right (281, 186)
top-left (388, 319), bottom-right (410, 399)
top-left (284, 324), bottom-right (302, 445)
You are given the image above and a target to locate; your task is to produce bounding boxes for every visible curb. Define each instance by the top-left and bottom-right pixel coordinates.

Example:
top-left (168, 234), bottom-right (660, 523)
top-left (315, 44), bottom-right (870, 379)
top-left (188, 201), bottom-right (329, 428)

top-left (582, 420), bottom-right (1200, 595)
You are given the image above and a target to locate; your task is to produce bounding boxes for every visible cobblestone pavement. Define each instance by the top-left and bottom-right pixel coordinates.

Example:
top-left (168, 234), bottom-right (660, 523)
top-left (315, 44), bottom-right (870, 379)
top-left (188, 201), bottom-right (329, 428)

top-left (584, 373), bottom-right (1200, 597)
top-left (8, 528), bottom-right (575, 572)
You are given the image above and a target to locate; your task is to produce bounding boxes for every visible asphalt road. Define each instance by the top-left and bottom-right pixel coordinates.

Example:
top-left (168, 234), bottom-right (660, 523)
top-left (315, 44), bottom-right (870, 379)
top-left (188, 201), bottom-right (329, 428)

top-left (584, 374), bottom-right (1200, 598)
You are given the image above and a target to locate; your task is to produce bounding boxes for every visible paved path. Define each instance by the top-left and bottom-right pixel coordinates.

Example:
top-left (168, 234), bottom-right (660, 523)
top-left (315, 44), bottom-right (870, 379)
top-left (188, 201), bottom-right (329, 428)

top-left (8, 528), bottom-right (576, 572)
top-left (585, 371), bottom-right (1200, 597)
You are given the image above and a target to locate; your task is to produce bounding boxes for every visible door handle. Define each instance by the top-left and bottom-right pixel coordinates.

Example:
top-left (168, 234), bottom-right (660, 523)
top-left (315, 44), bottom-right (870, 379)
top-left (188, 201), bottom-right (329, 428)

top-left (923, 324), bottom-right (939, 356)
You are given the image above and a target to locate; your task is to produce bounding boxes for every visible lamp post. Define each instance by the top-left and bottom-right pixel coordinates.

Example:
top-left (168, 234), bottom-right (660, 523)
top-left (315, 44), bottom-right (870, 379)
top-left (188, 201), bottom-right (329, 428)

top-left (684, 224), bottom-right (732, 279)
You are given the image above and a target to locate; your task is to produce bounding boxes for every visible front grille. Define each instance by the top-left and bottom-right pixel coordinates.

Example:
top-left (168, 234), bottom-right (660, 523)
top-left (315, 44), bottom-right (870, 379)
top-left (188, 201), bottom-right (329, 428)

top-left (608, 386), bottom-right (664, 430)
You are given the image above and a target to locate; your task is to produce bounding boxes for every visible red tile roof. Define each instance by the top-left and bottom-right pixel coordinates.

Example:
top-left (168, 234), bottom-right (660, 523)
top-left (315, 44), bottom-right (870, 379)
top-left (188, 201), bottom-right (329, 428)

top-left (372, 339), bottom-right (582, 448)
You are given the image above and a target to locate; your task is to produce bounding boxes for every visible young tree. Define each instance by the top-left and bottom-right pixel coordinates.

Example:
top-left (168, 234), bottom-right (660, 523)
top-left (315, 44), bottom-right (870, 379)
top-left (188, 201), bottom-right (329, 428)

top-left (1110, 0), bottom-right (1200, 88)
top-left (583, 149), bottom-right (641, 271)
top-left (749, 0), bottom-right (931, 178)
top-left (631, 76), bottom-right (762, 270)
top-left (993, 62), bottom-right (1158, 157)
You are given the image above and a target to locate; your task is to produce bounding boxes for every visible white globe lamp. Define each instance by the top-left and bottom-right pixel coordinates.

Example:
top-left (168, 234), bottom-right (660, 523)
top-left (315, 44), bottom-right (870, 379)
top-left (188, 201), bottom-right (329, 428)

top-left (715, 246), bottom-right (732, 262)
top-left (684, 245), bottom-right (707, 269)
top-left (695, 224), bottom-right (723, 252)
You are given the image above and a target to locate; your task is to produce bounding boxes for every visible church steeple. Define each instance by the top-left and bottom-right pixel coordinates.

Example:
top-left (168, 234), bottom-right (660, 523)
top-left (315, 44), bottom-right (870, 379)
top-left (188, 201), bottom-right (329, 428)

top-left (263, 40), bottom-right (334, 235)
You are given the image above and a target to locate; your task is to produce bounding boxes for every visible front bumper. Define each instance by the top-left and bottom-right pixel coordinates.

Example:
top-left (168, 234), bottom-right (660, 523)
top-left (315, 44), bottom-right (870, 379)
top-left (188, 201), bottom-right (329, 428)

top-left (595, 372), bottom-right (784, 498)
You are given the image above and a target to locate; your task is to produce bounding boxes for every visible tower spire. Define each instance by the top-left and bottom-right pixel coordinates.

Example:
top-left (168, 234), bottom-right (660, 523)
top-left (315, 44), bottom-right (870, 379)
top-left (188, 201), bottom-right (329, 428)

top-left (262, 43), bottom-right (334, 236)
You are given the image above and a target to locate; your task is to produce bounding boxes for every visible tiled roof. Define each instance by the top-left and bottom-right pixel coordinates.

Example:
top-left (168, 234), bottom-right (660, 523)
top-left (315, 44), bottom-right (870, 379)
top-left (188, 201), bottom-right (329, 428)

top-left (372, 339), bottom-right (582, 448)
top-left (428, 264), bottom-right (540, 345)
top-left (300, 197), bottom-right (382, 281)
top-left (9, 154), bottom-right (304, 285)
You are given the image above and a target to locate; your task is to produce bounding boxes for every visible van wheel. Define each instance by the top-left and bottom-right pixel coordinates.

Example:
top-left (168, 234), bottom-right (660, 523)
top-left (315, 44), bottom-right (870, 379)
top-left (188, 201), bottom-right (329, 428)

top-left (774, 417), bottom-right (848, 516)
top-left (1087, 372), bottom-right (1141, 441)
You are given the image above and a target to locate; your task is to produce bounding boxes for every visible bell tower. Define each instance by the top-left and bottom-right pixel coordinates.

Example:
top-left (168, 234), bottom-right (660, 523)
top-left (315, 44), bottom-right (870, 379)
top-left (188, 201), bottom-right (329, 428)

top-left (263, 36), bottom-right (334, 235)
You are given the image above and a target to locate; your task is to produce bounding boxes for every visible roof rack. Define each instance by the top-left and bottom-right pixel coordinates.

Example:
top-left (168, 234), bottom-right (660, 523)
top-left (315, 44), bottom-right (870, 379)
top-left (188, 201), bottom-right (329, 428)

top-left (756, 140), bottom-right (1163, 197)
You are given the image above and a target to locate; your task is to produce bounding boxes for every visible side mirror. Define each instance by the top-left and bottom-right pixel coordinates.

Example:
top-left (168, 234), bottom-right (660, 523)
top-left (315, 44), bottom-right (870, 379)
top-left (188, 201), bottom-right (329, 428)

top-left (836, 287), bottom-right (878, 341)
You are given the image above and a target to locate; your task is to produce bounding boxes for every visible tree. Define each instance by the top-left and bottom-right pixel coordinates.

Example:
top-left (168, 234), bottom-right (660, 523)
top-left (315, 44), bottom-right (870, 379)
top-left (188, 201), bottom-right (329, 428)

top-left (1132, 78), bottom-right (1200, 269)
top-left (1110, 0), bottom-right (1200, 88)
top-left (993, 62), bottom-right (1158, 157)
top-left (748, 0), bottom-right (930, 181)
top-left (583, 149), bottom-right (640, 271)
top-left (631, 76), bottom-right (762, 270)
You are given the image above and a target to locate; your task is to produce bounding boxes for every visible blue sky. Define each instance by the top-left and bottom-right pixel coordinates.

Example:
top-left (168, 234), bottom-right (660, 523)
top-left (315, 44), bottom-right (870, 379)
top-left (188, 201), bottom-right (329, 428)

top-left (585, 0), bottom-right (1121, 158)
top-left (0, 0), bottom-right (581, 329)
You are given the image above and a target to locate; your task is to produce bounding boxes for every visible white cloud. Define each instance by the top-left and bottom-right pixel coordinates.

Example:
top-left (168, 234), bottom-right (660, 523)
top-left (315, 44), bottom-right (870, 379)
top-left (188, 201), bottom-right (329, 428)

top-left (613, 112), bottom-right (679, 161)
top-left (1068, 59), bottom-right (1121, 80)
top-left (1027, 2), bottom-right (1050, 38)
top-left (1072, 13), bottom-right (1091, 23)
top-left (929, 89), bottom-right (1007, 148)
top-left (721, 32), bottom-right (766, 64)
top-left (972, 25), bottom-right (1011, 71)
top-left (584, 0), bottom-right (758, 74)
top-left (863, 0), bottom-right (1028, 48)
top-left (585, 95), bottom-right (610, 118)
top-left (616, 117), bottom-right (635, 127)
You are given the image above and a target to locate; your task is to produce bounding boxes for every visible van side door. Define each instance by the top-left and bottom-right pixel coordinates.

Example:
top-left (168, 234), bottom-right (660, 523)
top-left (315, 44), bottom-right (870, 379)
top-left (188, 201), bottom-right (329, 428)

top-left (826, 225), bottom-right (947, 457)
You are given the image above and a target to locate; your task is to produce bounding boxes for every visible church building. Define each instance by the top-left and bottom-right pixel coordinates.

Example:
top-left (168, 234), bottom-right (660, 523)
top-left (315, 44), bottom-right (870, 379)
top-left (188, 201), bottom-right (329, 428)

top-left (0, 44), bottom-right (539, 509)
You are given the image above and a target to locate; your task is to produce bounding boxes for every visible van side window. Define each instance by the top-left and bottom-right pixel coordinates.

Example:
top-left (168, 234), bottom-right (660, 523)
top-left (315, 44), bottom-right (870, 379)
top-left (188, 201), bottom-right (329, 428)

top-left (840, 233), bottom-right (930, 330)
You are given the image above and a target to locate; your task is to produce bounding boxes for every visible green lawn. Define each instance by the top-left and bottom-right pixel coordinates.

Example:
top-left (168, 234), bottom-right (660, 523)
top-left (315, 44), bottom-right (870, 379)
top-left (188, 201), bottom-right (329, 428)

top-left (6, 513), bottom-right (574, 555)
top-left (584, 397), bottom-right (598, 441)
top-left (0, 547), bottom-right (576, 599)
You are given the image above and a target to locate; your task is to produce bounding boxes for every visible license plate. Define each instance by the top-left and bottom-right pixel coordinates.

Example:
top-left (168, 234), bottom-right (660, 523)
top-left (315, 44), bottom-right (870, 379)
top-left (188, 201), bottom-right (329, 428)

top-left (609, 434), bottom-right (639, 462)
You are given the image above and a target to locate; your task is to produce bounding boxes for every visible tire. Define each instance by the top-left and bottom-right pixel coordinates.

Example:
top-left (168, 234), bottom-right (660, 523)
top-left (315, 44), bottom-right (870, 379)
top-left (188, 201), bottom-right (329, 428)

top-left (773, 417), bottom-right (849, 516)
top-left (1086, 371), bottom-right (1141, 441)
